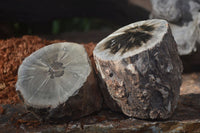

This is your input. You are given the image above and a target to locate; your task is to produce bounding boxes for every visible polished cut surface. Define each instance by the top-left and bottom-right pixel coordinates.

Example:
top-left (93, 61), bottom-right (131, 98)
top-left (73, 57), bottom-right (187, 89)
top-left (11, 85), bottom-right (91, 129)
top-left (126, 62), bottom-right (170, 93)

top-left (94, 19), bottom-right (167, 61)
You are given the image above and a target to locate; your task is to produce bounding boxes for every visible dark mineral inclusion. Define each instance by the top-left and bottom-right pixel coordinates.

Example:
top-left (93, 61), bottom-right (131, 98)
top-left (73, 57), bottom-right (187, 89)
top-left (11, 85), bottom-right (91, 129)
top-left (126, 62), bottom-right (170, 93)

top-left (103, 24), bottom-right (155, 55)
top-left (49, 61), bottom-right (65, 79)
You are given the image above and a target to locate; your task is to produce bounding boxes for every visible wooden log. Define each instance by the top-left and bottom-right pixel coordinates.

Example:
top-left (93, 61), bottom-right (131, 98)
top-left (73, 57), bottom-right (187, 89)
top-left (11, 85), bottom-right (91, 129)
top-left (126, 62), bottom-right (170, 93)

top-left (150, 0), bottom-right (200, 55)
top-left (93, 19), bottom-right (183, 120)
top-left (16, 42), bottom-right (102, 122)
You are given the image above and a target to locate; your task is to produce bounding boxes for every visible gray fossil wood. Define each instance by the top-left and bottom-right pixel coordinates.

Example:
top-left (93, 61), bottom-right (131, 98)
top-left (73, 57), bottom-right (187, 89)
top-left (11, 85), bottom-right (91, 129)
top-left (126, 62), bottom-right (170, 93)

top-left (16, 42), bottom-right (102, 121)
top-left (93, 19), bottom-right (183, 120)
top-left (150, 0), bottom-right (200, 55)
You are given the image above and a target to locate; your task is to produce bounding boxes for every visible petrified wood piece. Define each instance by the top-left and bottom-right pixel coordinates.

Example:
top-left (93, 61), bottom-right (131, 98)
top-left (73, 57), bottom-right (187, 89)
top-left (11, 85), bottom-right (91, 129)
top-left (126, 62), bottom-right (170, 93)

top-left (150, 0), bottom-right (200, 55)
top-left (93, 19), bottom-right (183, 119)
top-left (16, 42), bottom-right (102, 121)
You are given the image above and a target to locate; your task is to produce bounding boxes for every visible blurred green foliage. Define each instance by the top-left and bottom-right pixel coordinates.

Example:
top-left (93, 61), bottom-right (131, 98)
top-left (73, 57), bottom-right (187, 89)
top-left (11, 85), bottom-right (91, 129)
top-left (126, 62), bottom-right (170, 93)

top-left (52, 17), bottom-right (116, 34)
top-left (11, 18), bottom-right (117, 36)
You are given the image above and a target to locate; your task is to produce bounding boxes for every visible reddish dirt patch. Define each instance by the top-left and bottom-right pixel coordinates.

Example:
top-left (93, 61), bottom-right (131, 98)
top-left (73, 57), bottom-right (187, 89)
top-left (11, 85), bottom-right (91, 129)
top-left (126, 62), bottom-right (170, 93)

top-left (83, 42), bottom-right (97, 72)
top-left (15, 119), bottom-right (41, 128)
top-left (0, 106), bottom-right (4, 114)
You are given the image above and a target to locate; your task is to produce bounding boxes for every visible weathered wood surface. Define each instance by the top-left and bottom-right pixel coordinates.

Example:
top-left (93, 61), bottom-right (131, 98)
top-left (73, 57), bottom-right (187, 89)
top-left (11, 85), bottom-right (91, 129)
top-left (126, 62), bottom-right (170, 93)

top-left (93, 19), bottom-right (183, 119)
top-left (150, 0), bottom-right (200, 55)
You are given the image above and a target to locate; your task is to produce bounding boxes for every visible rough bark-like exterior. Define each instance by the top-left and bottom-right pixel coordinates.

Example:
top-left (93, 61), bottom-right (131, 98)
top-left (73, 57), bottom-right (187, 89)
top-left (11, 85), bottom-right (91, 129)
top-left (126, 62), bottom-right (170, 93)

top-left (150, 0), bottom-right (200, 55)
top-left (17, 68), bottom-right (102, 122)
top-left (94, 26), bottom-right (183, 120)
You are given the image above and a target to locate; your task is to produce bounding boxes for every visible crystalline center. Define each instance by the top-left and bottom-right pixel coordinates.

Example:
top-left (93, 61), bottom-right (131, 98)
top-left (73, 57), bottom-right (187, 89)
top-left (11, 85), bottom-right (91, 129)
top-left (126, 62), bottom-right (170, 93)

top-left (49, 61), bottom-right (65, 79)
top-left (103, 24), bottom-right (155, 55)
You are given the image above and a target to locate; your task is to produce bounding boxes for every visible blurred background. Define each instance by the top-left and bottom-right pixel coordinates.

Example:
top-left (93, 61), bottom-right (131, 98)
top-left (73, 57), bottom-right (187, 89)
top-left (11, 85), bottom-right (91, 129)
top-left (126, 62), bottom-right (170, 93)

top-left (0, 0), bottom-right (151, 43)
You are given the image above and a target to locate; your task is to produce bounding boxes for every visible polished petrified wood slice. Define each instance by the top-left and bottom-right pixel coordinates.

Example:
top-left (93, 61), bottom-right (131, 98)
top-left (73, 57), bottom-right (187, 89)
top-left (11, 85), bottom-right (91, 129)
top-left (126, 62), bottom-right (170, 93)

top-left (16, 42), bottom-right (102, 121)
top-left (93, 19), bottom-right (183, 120)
